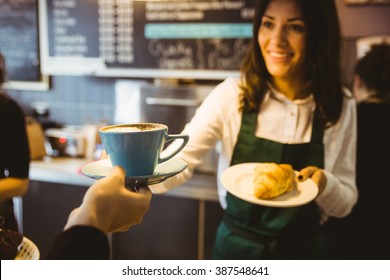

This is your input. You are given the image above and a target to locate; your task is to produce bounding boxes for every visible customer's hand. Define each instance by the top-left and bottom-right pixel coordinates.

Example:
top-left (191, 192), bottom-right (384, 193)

top-left (298, 166), bottom-right (327, 195)
top-left (100, 150), bottom-right (108, 159)
top-left (64, 166), bottom-right (152, 234)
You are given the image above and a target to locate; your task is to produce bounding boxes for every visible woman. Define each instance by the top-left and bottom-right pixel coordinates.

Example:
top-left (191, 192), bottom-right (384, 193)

top-left (352, 43), bottom-right (390, 259)
top-left (151, 0), bottom-right (357, 259)
top-left (329, 42), bottom-right (390, 259)
top-left (0, 53), bottom-right (30, 232)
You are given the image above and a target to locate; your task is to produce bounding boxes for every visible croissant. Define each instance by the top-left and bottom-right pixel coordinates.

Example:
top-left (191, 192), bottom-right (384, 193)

top-left (253, 163), bottom-right (296, 199)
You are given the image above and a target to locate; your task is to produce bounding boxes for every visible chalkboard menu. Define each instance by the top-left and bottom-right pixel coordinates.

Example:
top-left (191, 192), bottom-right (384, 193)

top-left (0, 0), bottom-right (48, 90)
top-left (39, 0), bottom-right (255, 80)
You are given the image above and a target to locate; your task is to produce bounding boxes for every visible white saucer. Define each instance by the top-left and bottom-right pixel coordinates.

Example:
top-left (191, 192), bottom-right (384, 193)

top-left (81, 158), bottom-right (187, 186)
top-left (221, 163), bottom-right (318, 208)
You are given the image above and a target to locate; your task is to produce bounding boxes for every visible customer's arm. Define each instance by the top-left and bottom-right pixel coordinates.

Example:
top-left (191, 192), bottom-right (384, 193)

top-left (46, 166), bottom-right (152, 259)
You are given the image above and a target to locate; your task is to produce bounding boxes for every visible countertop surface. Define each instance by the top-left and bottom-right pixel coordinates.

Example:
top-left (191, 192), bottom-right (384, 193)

top-left (30, 157), bottom-right (219, 201)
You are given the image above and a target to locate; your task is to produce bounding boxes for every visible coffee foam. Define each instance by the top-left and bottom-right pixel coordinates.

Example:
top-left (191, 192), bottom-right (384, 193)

top-left (103, 124), bottom-right (162, 132)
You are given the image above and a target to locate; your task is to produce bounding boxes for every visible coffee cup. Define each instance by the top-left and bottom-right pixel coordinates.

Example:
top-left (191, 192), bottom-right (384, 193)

top-left (99, 123), bottom-right (189, 177)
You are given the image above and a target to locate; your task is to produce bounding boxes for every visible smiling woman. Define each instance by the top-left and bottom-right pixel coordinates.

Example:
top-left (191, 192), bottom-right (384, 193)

top-left (149, 0), bottom-right (357, 260)
top-left (257, 0), bottom-right (307, 100)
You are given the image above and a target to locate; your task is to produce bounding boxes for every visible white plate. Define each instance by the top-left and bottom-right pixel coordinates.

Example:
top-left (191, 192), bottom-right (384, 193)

top-left (81, 158), bottom-right (187, 186)
top-left (221, 163), bottom-right (318, 207)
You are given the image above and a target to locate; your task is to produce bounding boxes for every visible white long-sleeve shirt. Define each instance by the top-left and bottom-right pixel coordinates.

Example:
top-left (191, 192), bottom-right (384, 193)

top-left (151, 77), bottom-right (358, 219)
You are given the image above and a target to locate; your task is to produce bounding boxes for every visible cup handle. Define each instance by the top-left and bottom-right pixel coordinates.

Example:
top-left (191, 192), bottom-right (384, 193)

top-left (158, 134), bottom-right (189, 164)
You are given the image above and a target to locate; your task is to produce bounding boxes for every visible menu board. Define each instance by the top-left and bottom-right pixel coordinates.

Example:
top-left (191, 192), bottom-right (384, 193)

top-left (39, 0), bottom-right (255, 80)
top-left (0, 0), bottom-right (49, 90)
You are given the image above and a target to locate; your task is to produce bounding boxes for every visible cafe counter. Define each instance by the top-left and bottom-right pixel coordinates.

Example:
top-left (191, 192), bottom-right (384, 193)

top-left (24, 157), bottom-right (223, 259)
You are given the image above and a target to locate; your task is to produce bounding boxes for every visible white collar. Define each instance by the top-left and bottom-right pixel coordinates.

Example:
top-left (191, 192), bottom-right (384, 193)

top-left (263, 85), bottom-right (316, 111)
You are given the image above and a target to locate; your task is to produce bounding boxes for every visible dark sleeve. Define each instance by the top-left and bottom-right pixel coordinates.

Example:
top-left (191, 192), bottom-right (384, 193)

top-left (45, 226), bottom-right (110, 260)
top-left (0, 94), bottom-right (30, 178)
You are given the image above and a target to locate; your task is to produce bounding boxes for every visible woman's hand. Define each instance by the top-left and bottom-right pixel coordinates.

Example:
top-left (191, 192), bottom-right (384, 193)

top-left (298, 166), bottom-right (327, 195)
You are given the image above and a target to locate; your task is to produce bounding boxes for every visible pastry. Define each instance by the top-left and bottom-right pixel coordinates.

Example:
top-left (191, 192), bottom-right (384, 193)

top-left (253, 163), bottom-right (296, 199)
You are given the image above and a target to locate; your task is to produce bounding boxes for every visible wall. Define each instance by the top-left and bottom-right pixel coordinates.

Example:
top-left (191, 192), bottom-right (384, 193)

top-left (336, 0), bottom-right (390, 87)
top-left (7, 1), bottom-right (390, 126)
top-left (336, 0), bottom-right (390, 38)
top-left (8, 76), bottom-right (119, 126)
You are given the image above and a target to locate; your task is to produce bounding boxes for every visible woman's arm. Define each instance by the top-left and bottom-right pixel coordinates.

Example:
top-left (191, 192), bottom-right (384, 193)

top-left (317, 93), bottom-right (358, 218)
top-left (149, 78), bottom-right (241, 194)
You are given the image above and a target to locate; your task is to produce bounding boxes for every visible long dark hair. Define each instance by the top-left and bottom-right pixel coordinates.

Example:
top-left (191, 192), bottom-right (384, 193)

top-left (240, 0), bottom-right (344, 127)
top-left (355, 43), bottom-right (390, 103)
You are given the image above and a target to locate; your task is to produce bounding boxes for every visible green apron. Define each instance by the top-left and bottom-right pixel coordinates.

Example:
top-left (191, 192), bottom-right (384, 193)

top-left (213, 110), bottom-right (325, 259)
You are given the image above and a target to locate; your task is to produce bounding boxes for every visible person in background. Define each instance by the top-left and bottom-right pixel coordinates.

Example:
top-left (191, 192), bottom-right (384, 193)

top-left (46, 166), bottom-right (152, 259)
top-left (150, 0), bottom-right (357, 259)
top-left (0, 52), bottom-right (30, 232)
top-left (330, 42), bottom-right (390, 259)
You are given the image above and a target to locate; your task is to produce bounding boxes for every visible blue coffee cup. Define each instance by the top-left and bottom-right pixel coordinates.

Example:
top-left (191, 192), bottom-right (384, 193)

top-left (99, 123), bottom-right (189, 176)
